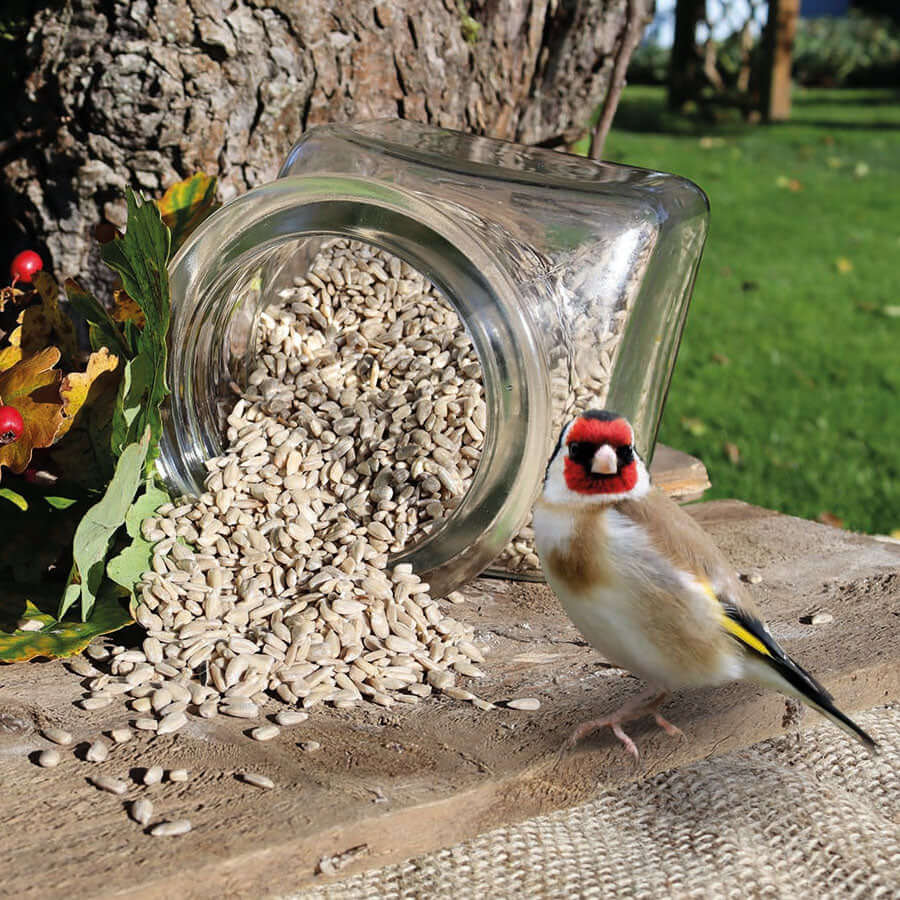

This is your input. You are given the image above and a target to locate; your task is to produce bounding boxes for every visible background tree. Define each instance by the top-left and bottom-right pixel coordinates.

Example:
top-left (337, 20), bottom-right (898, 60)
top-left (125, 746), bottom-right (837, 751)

top-left (0, 0), bottom-right (653, 288)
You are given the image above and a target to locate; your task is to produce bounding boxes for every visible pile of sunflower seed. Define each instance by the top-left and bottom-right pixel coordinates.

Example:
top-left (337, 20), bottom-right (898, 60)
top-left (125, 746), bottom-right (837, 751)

top-left (77, 240), bottom-right (499, 734)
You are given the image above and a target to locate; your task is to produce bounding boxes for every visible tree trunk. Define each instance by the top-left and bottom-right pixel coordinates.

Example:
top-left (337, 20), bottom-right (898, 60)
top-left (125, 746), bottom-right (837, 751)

top-left (1, 0), bottom-right (646, 288)
top-left (760, 0), bottom-right (799, 121)
top-left (667, 0), bottom-right (705, 110)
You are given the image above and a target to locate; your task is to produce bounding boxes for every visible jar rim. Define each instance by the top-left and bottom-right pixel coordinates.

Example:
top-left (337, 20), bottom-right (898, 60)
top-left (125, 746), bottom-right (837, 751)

top-left (161, 175), bottom-right (552, 592)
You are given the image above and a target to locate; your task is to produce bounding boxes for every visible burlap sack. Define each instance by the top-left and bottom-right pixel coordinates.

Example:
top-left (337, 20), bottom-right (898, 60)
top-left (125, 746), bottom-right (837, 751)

top-left (296, 706), bottom-right (899, 898)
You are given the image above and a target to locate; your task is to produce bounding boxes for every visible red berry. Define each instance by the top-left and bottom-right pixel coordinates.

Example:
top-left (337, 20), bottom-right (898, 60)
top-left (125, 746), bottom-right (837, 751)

top-left (0, 405), bottom-right (25, 444)
top-left (10, 250), bottom-right (43, 285)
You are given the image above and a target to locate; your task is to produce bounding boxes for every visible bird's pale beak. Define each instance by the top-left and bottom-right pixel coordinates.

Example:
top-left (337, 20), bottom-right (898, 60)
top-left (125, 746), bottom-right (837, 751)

top-left (591, 444), bottom-right (618, 475)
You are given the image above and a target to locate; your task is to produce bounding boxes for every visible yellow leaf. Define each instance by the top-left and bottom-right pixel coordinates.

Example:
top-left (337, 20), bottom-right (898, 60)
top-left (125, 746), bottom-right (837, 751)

top-left (835, 257), bottom-right (854, 274)
top-left (0, 330), bottom-right (24, 372)
top-left (0, 348), bottom-right (65, 476)
top-left (0, 284), bottom-right (28, 314)
top-left (56, 347), bottom-right (120, 440)
top-left (0, 290), bottom-right (64, 372)
top-left (156, 173), bottom-right (220, 253)
top-left (32, 272), bottom-right (79, 363)
top-left (681, 416), bottom-right (708, 437)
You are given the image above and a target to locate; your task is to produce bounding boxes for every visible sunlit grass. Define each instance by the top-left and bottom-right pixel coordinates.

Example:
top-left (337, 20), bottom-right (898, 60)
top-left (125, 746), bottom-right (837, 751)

top-left (603, 87), bottom-right (900, 533)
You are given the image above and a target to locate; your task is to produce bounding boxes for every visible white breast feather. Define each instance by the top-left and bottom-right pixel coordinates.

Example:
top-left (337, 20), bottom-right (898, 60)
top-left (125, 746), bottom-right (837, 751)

top-left (534, 504), bottom-right (739, 688)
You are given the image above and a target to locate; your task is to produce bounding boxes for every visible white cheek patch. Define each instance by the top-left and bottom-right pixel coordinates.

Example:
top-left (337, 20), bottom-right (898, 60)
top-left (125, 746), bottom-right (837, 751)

top-left (542, 450), bottom-right (651, 508)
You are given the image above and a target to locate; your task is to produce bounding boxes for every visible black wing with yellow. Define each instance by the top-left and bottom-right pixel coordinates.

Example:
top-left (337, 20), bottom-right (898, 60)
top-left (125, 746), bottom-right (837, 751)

top-left (720, 601), bottom-right (877, 752)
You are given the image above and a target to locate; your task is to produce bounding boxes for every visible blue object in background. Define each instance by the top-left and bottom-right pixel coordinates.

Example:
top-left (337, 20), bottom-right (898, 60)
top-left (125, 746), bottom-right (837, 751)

top-left (801, 0), bottom-right (849, 15)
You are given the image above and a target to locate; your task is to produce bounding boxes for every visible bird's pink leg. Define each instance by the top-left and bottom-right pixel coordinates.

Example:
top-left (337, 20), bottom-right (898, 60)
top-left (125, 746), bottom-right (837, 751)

top-left (563, 690), bottom-right (680, 760)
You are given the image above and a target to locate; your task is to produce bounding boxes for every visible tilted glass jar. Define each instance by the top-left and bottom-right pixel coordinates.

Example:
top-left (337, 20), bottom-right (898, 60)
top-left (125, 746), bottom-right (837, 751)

top-left (158, 120), bottom-right (708, 595)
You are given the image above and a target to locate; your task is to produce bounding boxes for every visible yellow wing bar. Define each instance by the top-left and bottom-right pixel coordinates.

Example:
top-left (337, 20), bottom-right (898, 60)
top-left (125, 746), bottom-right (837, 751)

top-left (697, 578), bottom-right (773, 658)
top-left (719, 615), bottom-right (771, 657)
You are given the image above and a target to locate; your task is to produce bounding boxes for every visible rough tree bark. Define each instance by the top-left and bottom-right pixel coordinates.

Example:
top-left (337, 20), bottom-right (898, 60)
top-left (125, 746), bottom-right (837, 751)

top-left (1, 0), bottom-right (648, 285)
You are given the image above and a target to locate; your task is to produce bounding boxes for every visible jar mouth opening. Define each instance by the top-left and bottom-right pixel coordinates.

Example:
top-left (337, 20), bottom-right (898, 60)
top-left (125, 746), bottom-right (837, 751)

top-left (161, 180), bottom-right (551, 593)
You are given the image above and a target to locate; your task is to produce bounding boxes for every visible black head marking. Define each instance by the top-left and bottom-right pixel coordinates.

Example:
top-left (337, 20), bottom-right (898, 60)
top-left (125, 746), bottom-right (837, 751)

top-left (581, 409), bottom-right (625, 423)
top-left (544, 410), bottom-right (631, 482)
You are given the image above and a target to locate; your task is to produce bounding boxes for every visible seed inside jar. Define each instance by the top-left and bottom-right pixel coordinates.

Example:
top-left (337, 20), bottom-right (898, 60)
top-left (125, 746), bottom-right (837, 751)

top-left (77, 242), bottom-right (498, 749)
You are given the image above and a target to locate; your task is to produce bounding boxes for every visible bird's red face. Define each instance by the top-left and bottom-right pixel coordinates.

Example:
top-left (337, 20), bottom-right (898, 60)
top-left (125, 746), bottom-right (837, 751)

top-left (563, 411), bottom-right (638, 496)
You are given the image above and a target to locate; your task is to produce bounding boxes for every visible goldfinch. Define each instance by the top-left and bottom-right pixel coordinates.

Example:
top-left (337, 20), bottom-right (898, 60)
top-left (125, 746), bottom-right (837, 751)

top-left (533, 409), bottom-right (876, 759)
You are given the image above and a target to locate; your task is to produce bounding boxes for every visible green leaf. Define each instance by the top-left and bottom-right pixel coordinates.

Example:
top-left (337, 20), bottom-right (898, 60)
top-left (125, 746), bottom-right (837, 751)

top-left (102, 190), bottom-right (171, 475)
top-left (45, 496), bottom-right (78, 510)
top-left (107, 535), bottom-right (153, 597)
top-left (0, 487), bottom-right (27, 510)
top-left (107, 480), bottom-right (169, 605)
top-left (111, 352), bottom-right (154, 455)
top-left (125, 481), bottom-right (169, 538)
top-left (60, 581), bottom-right (80, 617)
top-left (110, 332), bottom-right (168, 474)
top-left (101, 189), bottom-right (172, 341)
top-left (0, 591), bottom-right (132, 663)
top-left (62, 429), bottom-right (150, 621)
top-left (63, 279), bottom-right (131, 360)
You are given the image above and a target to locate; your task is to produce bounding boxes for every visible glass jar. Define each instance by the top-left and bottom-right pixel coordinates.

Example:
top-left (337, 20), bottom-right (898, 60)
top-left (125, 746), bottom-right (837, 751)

top-left (159, 120), bottom-right (708, 595)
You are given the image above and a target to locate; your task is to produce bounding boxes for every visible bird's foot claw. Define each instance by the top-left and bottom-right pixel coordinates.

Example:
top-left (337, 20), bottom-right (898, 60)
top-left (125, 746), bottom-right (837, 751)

top-left (611, 723), bottom-right (640, 761)
top-left (653, 711), bottom-right (683, 739)
top-left (561, 718), bottom-right (640, 761)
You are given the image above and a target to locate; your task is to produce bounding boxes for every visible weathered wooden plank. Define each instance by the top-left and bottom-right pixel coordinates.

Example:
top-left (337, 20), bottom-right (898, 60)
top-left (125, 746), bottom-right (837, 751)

top-left (0, 501), bottom-right (897, 899)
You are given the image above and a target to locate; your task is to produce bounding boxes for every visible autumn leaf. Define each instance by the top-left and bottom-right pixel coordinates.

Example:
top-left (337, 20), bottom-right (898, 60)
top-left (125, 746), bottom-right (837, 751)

top-left (156, 173), bottom-right (220, 253)
top-left (0, 283), bottom-right (29, 315)
top-left (0, 348), bottom-right (65, 476)
top-left (56, 347), bottom-right (120, 441)
top-left (817, 511), bottom-right (844, 529)
top-left (111, 288), bottom-right (146, 328)
top-left (0, 276), bottom-right (80, 374)
top-left (0, 592), bottom-right (132, 663)
top-left (775, 175), bottom-right (803, 191)
top-left (0, 330), bottom-right (23, 372)
top-left (0, 309), bottom-right (49, 373)
top-left (835, 257), bottom-right (854, 274)
top-left (724, 441), bottom-right (741, 465)
top-left (31, 272), bottom-right (79, 366)
top-left (681, 416), bottom-right (708, 437)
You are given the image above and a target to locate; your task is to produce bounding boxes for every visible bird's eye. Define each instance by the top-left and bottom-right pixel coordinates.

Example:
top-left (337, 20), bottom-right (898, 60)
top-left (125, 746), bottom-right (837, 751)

top-left (617, 444), bottom-right (635, 467)
top-left (567, 441), bottom-right (593, 462)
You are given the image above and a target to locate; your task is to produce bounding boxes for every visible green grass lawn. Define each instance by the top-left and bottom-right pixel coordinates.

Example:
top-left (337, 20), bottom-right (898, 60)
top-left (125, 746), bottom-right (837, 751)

top-left (602, 87), bottom-right (900, 534)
